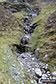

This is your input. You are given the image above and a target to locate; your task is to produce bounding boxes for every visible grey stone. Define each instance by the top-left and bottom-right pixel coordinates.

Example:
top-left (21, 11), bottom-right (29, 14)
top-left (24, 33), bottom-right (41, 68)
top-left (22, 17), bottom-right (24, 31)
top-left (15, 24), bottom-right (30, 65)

top-left (32, 58), bottom-right (35, 61)
top-left (42, 74), bottom-right (48, 79)
top-left (43, 54), bottom-right (48, 58)
top-left (52, 71), bottom-right (56, 76)
top-left (12, 64), bottom-right (16, 67)
top-left (35, 68), bottom-right (42, 77)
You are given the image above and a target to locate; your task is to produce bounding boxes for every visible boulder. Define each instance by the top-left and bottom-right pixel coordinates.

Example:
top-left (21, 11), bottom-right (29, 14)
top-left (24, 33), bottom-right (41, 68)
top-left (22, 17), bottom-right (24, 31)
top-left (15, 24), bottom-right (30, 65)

top-left (35, 68), bottom-right (42, 78)
top-left (30, 22), bottom-right (38, 29)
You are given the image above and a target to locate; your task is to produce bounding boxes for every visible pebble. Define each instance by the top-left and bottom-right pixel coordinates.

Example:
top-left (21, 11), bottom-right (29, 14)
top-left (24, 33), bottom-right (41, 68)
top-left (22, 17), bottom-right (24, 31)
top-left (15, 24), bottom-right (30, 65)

top-left (12, 64), bottom-right (16, 67)
top-left (35, 48), bottom-right (40, 56)
top-left (20, 53), bottom-right (25, 59)
top-left (47, 71), bottom-right (50, 74)
top-left (43, 64), bottom-right (48, 69)
top-left (31, 80), bottom-right (34, 84)
top-left (53, 77), bottom-right (56, 79)
top-left (43, 54), bottom-right (48, 58)
top-left (32, 68), bottom-right (35, 71)
top-left (32, 58), bottom-right (35, 61)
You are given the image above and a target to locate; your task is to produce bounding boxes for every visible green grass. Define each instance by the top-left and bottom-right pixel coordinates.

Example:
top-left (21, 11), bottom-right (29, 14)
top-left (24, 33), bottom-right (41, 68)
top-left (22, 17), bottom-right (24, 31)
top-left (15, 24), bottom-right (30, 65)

top-left (29, 3), bottom-right (56, 49)
top-left (0, 42), bottom-right (18, 84)
top-left (0, 0), bottom-right (6, 2)
top-left (13, 11), bottom-right (26, 19)
top-left (0, 32), bottom-right (35, 84)
top-left (29, 2), bottom-right (56, 72)
top-left (0, 8), bottom-right (35, 83)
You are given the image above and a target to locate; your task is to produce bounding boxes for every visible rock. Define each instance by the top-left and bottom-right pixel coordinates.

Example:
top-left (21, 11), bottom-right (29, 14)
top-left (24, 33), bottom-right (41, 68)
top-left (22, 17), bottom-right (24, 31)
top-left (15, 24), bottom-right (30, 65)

top-left (35, 48), bottom-right (40, 52)
top-left (35, 68), bottom-right (42, 78)
top-left (24, 18), bottom-right (29, 23)
top-left (8, 8), bottom-right (17, 13)
top-left (24, 26), bottom-right (30, 32)
top-left (29, 28), bottom-right (34, 33)
top-left (20, 36), bottom-right (28, 44)
top-left (32, 58), bottom-right (35, 61)
top-left (43, 54), bottom-right (48, 58)
top-left (38, 78), bottom-right (42, 84)
top-left (32, 13), bottom-right (37, 17)
top-left (12, 64), bottom-right (16, 67)
top-left (47, 71), bottom-right (50, 74)
top-left (13, 44), bottom-right (25, 53)
top-left (53, 77), bottom-right (56, 79)
top-left (42, 64), bottom-right (48, 69)
top-left (32, 68), bottom-right (35, 71)
top-left (35, 48), bottom-right (40, 56)
top-left (52, 71), bottom-right (56, 76)
top-left (20, 53), bottom-right (25, 59)
top-left (31, 80), bottom-right (34, 84)
top-left (24, 34), bottom-right (30, 39)
top-left (30, 22), bottom-right (38, 29)
top-left (42, 74), bottom-right (48, 79)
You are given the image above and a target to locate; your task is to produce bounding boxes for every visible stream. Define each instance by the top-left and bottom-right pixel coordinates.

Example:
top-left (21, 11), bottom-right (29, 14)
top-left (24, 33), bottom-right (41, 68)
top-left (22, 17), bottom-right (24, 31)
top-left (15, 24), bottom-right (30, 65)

top-left (13, 3), bottom-right (55, 84)
top-left (1, 1), bottom-right (56, 84)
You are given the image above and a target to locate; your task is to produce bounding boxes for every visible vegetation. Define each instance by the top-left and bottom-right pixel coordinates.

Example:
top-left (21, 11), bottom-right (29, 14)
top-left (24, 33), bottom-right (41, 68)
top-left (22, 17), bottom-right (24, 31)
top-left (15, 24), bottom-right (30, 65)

top-left (0, 5), bottom-right (34, 84)
top-left (29, 2), bottom-right (56, 71)
top-left (0, 0), bottom-right (56, 83)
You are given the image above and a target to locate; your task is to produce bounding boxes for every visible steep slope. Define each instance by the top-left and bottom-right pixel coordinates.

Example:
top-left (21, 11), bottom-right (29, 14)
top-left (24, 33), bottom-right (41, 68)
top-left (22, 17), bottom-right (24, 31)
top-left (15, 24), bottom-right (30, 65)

top-left (0, 6), bottom-right (35, 84)
top-left (29, 2), bottom-right (56, 72)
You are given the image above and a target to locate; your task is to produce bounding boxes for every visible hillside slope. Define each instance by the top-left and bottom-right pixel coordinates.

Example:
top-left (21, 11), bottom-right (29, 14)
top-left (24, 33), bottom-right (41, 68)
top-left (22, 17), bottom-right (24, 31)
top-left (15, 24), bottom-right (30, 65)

top-left (29, 2), bottom-right (56, 72)
top-left (0, 6), bottom-right (35, 84)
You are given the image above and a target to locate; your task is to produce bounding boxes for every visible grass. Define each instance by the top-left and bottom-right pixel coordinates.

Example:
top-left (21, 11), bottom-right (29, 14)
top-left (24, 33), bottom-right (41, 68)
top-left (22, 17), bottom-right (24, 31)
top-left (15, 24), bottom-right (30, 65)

top-left (0, 0), bottom-right (6, 2)
top-left (29, 3), bottom-right (56, 48)
top-left (0, 30), bottom-right (35, 84)
top-left (13, 11), bottom-right (26, 19)
top-left (0, 6), bottom-right (35, 83)
top-left (29, 2), bottom-right (56, 72)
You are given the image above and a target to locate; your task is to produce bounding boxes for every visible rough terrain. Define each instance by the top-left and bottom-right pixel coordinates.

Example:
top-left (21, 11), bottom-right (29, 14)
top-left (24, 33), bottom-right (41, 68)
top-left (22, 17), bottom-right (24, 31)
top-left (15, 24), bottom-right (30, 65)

top-left (0, 0), bottom-right (56, 84)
